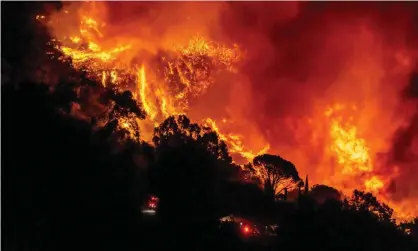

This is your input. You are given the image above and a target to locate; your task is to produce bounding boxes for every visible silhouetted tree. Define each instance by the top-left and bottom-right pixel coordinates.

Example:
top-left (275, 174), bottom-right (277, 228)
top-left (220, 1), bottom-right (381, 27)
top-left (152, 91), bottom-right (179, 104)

top-left (400, 217), bottom-right (418, 239)
top-left (153, 115), bottom-right (232, 162)
top-left (248, 154), bottom-right (301, 201)
top-left (310, 184), bottom-right (342, 205)
top-left (276, 189), bottom-right (415, 251)
top-left (149, 115), bottom-right (237, 250)
top-left (344, 189), bottom-right (394, 223)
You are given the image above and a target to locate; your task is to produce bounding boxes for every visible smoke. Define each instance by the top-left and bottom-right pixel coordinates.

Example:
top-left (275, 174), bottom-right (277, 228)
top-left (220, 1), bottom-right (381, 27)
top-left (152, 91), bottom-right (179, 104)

top-left (43, 2), bottom-right (418, 211)
top-left (219, 2), bottom-right (418, 186)
top-left (47, 2), bottom-right (226, 62)
top-left (386, 68), bottom-right (418, 201)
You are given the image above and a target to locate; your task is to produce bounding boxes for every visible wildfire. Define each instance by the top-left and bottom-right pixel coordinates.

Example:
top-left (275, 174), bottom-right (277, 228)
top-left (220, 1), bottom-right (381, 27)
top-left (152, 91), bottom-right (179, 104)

top-left (40, 3), bottom-right (267, 164)
top-left (324, 104), bottom-right (418, 221)
top-left (37, 2), bottom-right (418, 222)
top-left (203, 118), bottom-right (270, 161)
top-left (325, 104), bottom-right (373, 175)
top-left (137, 64), bottom-right (157, 121)
top-left (325, 104), bottom-right (385, 192)
top-left (364, 176), bottom-right (384, 192)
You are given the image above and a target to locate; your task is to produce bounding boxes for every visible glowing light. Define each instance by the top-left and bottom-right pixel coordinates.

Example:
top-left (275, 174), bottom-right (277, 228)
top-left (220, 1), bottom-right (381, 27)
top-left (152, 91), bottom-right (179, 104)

top-left (326, 104), bottom-right (372, 175)
top-left (365, 176), bottom-right (384, 192)
top-left (243, 226), bottom-right (251, 234)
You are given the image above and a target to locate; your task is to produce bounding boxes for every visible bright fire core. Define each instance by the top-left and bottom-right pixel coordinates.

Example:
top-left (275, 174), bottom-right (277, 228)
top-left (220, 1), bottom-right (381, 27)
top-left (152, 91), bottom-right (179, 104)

top-left (39, 2), bottom-right (418, 221)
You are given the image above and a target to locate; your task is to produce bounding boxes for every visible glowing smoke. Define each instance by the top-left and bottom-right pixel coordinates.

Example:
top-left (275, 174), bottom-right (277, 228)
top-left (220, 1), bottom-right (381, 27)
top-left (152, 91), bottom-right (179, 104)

top-left (42, 2), bottom-right (418, 219)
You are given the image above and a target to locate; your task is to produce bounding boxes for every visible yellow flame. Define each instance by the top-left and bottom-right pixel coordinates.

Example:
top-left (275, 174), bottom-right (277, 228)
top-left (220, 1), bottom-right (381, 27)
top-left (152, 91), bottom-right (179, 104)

top-left (137, 65), bottom-right (156, 121)
top-left (365, 175), bottom-right (384, 192)
top-left (326, 104), bottom-right (372, 175)
top-left (203, 118), bottom-right (269, 161)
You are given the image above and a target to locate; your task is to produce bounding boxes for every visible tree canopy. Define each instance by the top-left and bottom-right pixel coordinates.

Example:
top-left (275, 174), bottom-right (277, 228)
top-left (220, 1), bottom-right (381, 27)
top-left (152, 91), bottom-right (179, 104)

top-left (249, 154), bottom-right (301, 200)
top-left (310, 184), bottom-right (342, 205)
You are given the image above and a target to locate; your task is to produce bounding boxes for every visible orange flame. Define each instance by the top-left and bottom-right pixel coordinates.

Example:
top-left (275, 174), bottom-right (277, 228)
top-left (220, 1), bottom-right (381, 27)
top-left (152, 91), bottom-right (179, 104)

top-left (38, 2), bottom-right (418, 222)
top-left (41, 2), bottom-right (267, 164)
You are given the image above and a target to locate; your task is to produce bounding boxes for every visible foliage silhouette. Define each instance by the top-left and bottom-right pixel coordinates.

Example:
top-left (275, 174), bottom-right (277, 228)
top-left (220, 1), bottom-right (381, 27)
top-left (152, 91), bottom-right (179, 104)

top-left (248, 154), bottom-right (301, 201)
top-left (344, 189), bottom-right (395, 223)
top-left (2, 82), bottom-right (146, 251)
top-left (310, 184), bottom-right (342, 205)
top-left (400, 218), bottom-right (418, 240)
top-left (148, 115), bottom-right (240, 250)
top-left (276, 194), bottom-right (416, 251)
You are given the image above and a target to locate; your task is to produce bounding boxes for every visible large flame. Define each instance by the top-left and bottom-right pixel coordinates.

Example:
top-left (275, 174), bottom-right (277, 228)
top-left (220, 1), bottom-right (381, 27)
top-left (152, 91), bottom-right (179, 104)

top-left (323, 103), bottom-right (418, 220)
top-left (39, 2), bottom-right (418, 221)
top-left (41, 2), bottom-right (268, 163)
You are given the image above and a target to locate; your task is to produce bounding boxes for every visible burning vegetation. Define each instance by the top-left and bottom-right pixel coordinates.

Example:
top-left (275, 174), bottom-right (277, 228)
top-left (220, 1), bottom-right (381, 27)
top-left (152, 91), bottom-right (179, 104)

top-left (8, 1), bottom-right (418, 224)
top-left (40, 2), bottom-right (270, 164)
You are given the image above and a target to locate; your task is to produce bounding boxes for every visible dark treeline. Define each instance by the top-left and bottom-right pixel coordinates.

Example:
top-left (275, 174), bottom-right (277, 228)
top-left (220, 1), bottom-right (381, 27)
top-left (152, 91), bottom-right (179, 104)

top-left (4, 80), bottom-right (418, 251)
top-left (2, 2), bottom-right (418, 251)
